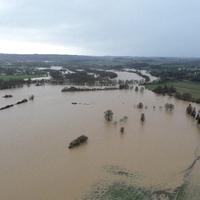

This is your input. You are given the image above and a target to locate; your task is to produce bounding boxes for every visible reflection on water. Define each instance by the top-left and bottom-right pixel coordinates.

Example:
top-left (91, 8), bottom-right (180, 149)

top-left (0, 85), bottom-right (200, 200)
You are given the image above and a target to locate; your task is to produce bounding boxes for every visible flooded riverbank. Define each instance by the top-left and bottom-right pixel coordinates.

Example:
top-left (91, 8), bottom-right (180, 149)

top-left (0, 85), bottom-right (200, 200)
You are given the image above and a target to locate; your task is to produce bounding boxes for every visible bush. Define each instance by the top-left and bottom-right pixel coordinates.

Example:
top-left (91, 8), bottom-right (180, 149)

top-left (181, 93), bottom-right (192, 101)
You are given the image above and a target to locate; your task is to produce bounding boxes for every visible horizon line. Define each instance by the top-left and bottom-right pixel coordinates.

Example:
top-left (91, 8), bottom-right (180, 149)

top-left (0, 53), bottom-right (200, 59)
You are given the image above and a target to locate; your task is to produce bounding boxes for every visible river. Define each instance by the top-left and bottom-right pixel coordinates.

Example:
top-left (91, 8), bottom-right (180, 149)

top-left (108, 69), bottom-right (158, 82)
top-left (0, 84), bottom-right (200, 200)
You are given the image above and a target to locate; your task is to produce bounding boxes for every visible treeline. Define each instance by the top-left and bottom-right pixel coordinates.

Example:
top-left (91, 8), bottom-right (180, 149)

top-left (0, 79), bottom-right (24, 90)
top-left (50, 69), bottom-right (118, 85)
top-left (150, 68), bottom-right (200, 82)
top-left (192, 72), bottom-right (200, 81)
top-left (65, 71), bottom-right (96, 85)
top-left (174, 92), bottom-right (195, 102)
top-left (91, 70), bottom-right (117, 79)
top-left (186, 104), bottom-right (200, 124)
top-left (153, 85), bottom-right (200, 103)
top-left (153, 85), bottom-right (176, 95)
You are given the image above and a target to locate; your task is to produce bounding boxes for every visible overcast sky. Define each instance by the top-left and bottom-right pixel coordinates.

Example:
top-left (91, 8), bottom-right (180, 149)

top-left (0, 0), bottom-right (200, 56)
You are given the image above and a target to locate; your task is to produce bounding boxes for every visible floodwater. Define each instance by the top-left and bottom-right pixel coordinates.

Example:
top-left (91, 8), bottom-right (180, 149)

top-left (107, 70), bottom-right (144, 81)
top-left (110, 69), bottom-right (158, 82)
top-left (140, 70), bottom-right (159, 82)
top-left (123, 68), bottom-right (159, 82)
top-left (0, 84), bottom-right (200, 200)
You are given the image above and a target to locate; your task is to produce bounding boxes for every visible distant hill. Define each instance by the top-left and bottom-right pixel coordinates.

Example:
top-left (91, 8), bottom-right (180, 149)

top-left (0, 53), bottom-right (99, 62)
top-left (0, 53), bottom-right (200, 67)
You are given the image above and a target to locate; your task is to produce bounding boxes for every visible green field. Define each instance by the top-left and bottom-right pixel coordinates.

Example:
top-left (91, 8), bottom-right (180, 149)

top-left (0, 75), bottom-right (36, 81)
top-left (146, 81), bottom-right (200, 99)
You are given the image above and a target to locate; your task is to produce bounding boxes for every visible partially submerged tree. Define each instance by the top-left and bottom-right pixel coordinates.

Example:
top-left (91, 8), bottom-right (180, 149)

top-left (141, 113), bottom-right (145, 122)
top-left (123, 116), bottom-right (128, 121)
top-left (165, 103), bottom-right (175, 111)
top-left (104, 110), bottom-right (114, 121)
top-left (186, 104), bottom-right (193, 115)
top-left (120, 127), bottom-right (124, 133)
top-left (137, 102), bottom-right (143, 109)
top-left (196, 112), bottom-right (200, 121)
top-left (191, 107), bottom-right (196, 118)
top-left (29, 95), bottom-right (34, 101)
top-left (186, 105), bottom-right (200, 125)
top-left (140, 86), bottom-right (145, 92)
top-left (198, 116), bottom-right (200, 124)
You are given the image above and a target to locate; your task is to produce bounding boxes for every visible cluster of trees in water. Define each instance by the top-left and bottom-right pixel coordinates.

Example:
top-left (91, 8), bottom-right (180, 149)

top-left (186, 104), bottom-right (200, 124)
top-left (103, 102), bottom-right (176, 134)
top-left (104, 110), bottom-right (128, 134)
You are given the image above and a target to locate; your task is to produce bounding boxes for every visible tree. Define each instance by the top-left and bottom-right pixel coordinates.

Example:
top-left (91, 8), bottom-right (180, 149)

top-left (120, 127), bottom-right (124, 133)
top-left (186, 104), bottom-right (193, 115)
top-left (50, 70), bottom-right (63, 80)
top-left (135, 86), bottom-right (139, 92)
top-left (165, 103), bottom-right (175, 111)
top-left (182, 93), bottom-right (192, 101)
top-left (196, 112), bottom-right (200, 121)
top-left (29, 95), bottom-right (34, 100)
top-left (141, 113), bottom-right (145, 122)
top-left (153, 85), bottom-right (176, 95)
top-left (137, 102), bottom-right (143, 109)
top-left (191, 107), bottom-right (196, 118)
top-left (140, 86), bottom-right (145, 92)
top-left (198, 117), bottom-right (200, 124)
top-left (104, 110), bottom-right (114, 121)
top-left (175, 92), bottom-right (182, 99)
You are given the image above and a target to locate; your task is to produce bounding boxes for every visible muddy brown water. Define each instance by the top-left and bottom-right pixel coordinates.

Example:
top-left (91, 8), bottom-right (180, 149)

top-left (0, 85), bottom-right (200, 200)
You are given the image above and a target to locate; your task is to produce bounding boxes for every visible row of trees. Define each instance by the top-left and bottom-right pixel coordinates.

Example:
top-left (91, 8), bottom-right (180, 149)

top-left (152, 85), bottom-right (200, 103)
top-left (0, 79), bottom-right (24, 90)
top-left (186, 104), bottom-right (200, 124)
top-left (150, 67), bottom-right (200, 82)
top-left (153, 85), bottom-right (176, 95)
top-left (175, 92), bottom-right (194, 102)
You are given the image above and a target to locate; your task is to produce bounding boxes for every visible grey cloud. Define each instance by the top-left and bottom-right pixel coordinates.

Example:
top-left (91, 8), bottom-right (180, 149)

top-left (0, 0), bottom-right (200, 56)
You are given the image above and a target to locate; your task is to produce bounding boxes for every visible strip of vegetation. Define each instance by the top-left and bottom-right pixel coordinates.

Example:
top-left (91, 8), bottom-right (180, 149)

top-left (0, 79), bottom-right (25, 90)
top-left (61, 86), bottom-right (127, 92)
top-left (0, 75), bottom-right (37, 81)
top-left (146, 81), bottom-right (200, 103)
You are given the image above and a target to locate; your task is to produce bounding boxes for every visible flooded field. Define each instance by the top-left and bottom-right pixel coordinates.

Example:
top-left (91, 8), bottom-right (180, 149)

top-left (0, 85), bottom-right (200, 200)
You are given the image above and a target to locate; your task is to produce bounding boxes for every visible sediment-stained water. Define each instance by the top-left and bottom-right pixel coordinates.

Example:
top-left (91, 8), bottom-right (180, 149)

top-left (107, 70), bottom-right (143, 81)
top-left (0, 85), bottom-right (200, 200)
